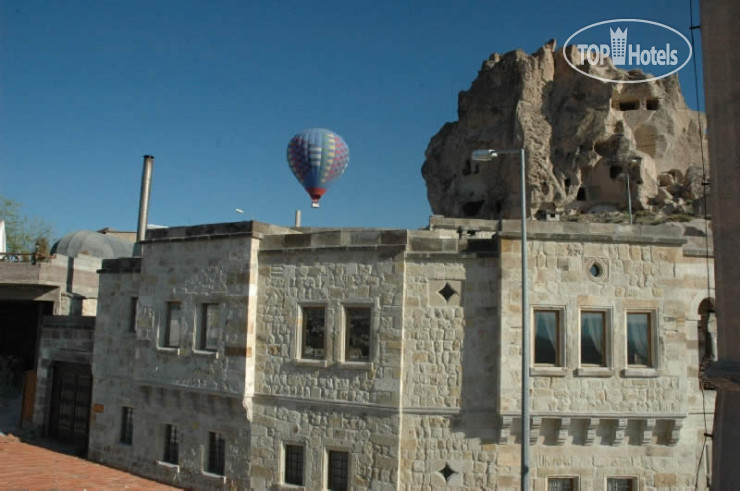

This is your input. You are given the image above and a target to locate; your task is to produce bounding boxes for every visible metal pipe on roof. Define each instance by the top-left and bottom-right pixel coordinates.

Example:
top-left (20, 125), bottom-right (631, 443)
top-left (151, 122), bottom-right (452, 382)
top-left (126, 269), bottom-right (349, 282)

top-left (136, 155), bottom-right (154, 244)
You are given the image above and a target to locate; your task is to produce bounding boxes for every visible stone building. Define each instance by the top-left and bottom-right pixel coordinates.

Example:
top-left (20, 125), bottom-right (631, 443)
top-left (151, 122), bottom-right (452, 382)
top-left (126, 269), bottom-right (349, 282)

top-left (0, 229), bottom-right (134, 454)
top-left (87, 216), bottom-right (715, 489)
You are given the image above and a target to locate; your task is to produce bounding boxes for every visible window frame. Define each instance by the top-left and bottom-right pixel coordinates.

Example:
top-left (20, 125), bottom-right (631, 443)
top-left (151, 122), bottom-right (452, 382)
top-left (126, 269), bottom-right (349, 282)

top-left (283, 442), bottom-right (305, 487)
top-left (162, 423), bottom-right (179, 466)
top-left (578, 309), bottom-right (610, 368)
top-left (298, 305), bottom-right (327, 361)
top-left (606, 476), bottom-right (638, 491)
top-left (342, 305), bottom-right (373, 364)
top-left (206, 430), bottom-right (226, 476)
top-left (626, 310), bottom-right (656, 368)
top-left (326, 449), bottom-right (350, 491)
top-left (197, 303), bottom-right (220, 352)
top-left (128, 297), bottom-right (138, 333)
top-left (161, 301), bottom-right (182, 349)
top-left (547, 476), bottom-right (579, 491)
top-left (532, 307), bottom-right (566, 369)
top-left (119, 406), bottom-right (134, 445)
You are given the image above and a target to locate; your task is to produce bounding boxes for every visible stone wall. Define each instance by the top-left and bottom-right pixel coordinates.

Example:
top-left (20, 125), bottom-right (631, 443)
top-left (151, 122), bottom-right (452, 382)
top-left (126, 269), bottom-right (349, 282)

top-left (33, 315), bottom-right (94, 433)
top-left (86, 219), bottom-right (715, 489)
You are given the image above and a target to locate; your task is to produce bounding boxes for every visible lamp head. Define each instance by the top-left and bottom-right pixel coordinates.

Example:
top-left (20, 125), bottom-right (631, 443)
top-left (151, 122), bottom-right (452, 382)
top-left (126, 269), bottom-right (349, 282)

top-left (471, 149), bottom-right (499, 161)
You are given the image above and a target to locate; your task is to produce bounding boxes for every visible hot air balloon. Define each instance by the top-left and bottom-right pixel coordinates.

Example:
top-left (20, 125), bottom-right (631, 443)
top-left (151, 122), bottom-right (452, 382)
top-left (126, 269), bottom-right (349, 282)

top-left (287, 128), bottom-right (349, 208)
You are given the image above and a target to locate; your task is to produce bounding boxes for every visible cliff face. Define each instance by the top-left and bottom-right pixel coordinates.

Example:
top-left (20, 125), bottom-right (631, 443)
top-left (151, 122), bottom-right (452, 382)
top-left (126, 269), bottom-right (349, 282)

top-left (422, 41), bottom-right (708, 220)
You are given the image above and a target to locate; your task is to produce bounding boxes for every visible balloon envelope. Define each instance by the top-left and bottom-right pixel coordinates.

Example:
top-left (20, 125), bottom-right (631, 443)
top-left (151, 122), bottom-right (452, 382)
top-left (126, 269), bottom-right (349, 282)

top-left (287, 128), bottom-right (349, 207)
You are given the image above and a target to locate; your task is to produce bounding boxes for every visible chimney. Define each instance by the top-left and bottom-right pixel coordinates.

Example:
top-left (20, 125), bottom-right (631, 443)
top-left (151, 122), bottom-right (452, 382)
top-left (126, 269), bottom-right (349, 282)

top-left (136, 155), bottom-right (154, 251)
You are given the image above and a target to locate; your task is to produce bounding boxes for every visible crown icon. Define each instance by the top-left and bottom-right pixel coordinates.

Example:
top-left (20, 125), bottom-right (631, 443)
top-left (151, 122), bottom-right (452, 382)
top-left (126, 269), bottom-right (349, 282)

top-left (610, 27), bottom-right (628, 65)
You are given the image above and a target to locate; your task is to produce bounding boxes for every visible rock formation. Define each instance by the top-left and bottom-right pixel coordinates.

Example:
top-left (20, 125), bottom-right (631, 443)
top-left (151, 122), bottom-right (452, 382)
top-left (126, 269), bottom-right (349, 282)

top-left (422, 40), bottom-right (709, 221)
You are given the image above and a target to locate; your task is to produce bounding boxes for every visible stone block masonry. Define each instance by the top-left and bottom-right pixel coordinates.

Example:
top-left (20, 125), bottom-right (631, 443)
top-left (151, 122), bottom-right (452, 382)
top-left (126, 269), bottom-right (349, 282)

top-left (86, 218), bottom-right (714, 489)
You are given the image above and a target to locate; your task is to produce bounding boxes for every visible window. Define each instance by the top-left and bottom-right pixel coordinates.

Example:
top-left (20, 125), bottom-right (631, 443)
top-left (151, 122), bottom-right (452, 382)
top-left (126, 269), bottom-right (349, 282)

top-left (607, 477), bottom-right (636, 491)
top-left (549, 477), bottom-right (577, 491)
top-left (328, 450), bottom-right (349, 491)
top-left (345, 307), bottom-right (371, 362)
top-left (581, 311), bottom-right (606, 366)
top-left (207, 431), bottom-right (226, 476)
top-left (163, 424), bottom-right (179, 465)
top-left (301, 307), bottom-right (325, 360)
top-left (162, 302), bottom-right (181, 348)
top-left (627, 312), bottom-right (652, 366)
top-left (284, 444), bottom-right (304, 486)
top-left (534, 310), bottom-right (561, 365)
top-left (120, 406), bottom-right (134, 445)
top-left (198, 303), bottom-right (220, 351)
top-left (128, 297), bottom-right (138, 332)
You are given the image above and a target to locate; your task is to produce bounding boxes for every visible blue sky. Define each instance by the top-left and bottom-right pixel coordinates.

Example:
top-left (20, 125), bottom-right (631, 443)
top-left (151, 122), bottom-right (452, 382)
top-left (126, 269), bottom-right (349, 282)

top-left (0, 0), bottom-right (704, 239)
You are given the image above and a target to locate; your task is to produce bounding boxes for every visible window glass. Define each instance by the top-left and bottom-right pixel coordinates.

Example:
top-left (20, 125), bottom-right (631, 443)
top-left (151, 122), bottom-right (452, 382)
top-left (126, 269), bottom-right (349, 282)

top-left (163, 424), bottom-right (179, 465)
top-left (534, 310), bottom-right (559, 365)
top-left (346, 308), bottom-right (371, 362)
top-left (301, 307), bottom-right (325, 359)
top-left (607, 477), bottom-right (635, 491)
top-left (627, 313), bottom-right (651, 366)
top-left (328, 450), bottom-right (349, 491)
top-left (548, 477), bottom-right (576, 491)
top-left (207, 431), bottom-right (226, 475)
top-left (199, 303), bottom-right (220, 351)
top-left (163, 302), bottom-right (181, 348)
top-left (129, 297), bottom-right (137, 332)
top-left (120, 406), bottom-right (133, 445)
top-left (581, 311), bottom-right (606, 366)
top-left (284, 444), bottom-right (304, 486)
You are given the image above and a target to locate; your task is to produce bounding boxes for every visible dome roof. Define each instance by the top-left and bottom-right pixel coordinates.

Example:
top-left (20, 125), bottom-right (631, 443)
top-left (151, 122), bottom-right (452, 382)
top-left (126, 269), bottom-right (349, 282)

top-left (51, 230), bottom-right (135, 259)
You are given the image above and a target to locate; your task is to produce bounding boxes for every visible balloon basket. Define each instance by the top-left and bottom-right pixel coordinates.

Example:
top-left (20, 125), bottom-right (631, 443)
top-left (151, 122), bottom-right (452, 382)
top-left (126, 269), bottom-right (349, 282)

top-left (311, 201), bottom-right (320, 208)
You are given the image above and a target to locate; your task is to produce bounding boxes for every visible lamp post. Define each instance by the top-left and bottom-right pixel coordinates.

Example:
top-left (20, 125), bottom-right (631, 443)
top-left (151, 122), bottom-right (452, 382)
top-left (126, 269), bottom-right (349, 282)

top-left (471, 148), bottom-right (530, 490)
top-left (618, 157), bottom-right (641, 225)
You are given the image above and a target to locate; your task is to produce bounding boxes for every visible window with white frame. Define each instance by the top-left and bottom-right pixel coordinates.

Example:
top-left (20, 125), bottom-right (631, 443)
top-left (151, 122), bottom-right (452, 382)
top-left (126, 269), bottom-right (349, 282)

top-left (627, 312), bottom-right (653, 366)
top-left (284, 444), bottom-right (304, 486)
top-left (607, 477), bottom-right (637, 491)
top-left (161, 302), bottom-right (181, 348)
top-left (548, 476), bottom-right (577, 491)
top-left (327, 450), bottom-right (349, 491)
top-left (301, 307), bottom-right (326, 360)
top-left (580, 310), bottom-right (607, 366)
top-left (534, 309), bottom-right (562, 366)
top-left (345, 307), bottom-right (371, 362)
top-left (198, 303), bottom-right (220, 351)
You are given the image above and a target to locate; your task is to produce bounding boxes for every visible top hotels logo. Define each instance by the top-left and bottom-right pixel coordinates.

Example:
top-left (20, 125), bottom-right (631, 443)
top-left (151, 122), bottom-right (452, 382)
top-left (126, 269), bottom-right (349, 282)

top-left (563, 19), bottom-right (692, 83)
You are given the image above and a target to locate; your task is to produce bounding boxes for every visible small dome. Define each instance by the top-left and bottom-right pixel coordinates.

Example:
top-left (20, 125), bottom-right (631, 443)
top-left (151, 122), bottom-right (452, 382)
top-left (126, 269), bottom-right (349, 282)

top-left (51, 230), bottom-right (135, 259)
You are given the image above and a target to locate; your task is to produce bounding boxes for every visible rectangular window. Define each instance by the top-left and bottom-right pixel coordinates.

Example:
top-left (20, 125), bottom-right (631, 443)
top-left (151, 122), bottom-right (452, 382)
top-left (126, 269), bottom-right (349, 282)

top-left (548, 477), bottom-right (576, 491)
top-left (581, 311), bottom-right (606, 366)
top-left (328, 450), bottom-right (349, 491)
top-left (162, 302), bottom-right (181, 348)
top-left (345, 307), bottom-right (371, 362)
top-left (198, 303), bottom-right (220, 351)
top-left (534, 310), bottom-right (561, 365)
top-left (128, 297), bottom-right (138, 332)
top-left (284, 444), bottom-right (304, 486)
top-left (627, 312), bottom-right (652, 366)
top-left (607, 477), bottom-right (636, 491)
top-left (120, 406), bottom-right (134, 445)
top-left (163, 424), bottom-right (179, 465)
top-left (207, 431), bottom-right (226, 476)
top-left (301, 307), bottom-right (325, 360)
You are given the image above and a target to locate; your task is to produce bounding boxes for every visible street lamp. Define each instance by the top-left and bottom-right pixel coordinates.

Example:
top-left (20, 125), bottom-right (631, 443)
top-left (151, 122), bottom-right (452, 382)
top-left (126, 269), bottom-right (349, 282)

top-left (471, 148), bottom-right (530, 490)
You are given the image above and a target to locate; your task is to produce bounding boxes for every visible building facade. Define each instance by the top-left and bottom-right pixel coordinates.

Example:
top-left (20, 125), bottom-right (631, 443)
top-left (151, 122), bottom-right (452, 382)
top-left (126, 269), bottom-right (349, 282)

top-left (87, 217), bottom-right (715, 489)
